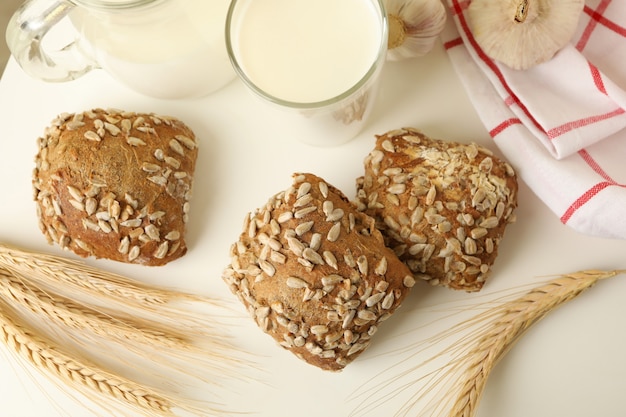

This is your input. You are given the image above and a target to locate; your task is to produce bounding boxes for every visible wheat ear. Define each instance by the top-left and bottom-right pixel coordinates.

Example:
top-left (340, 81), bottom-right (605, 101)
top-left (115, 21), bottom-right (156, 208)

top-left (349, 269), bottom-right (625, 417)
top-left (0, 243), bottom-right (235, 345)
top-left (0, 268), bottom-right (243, 380)
top-left (0, 243), bottom-right (254, 415)
top-left (0, 269), bottom-right (190, 350)
top-left (447, 269), bottom-right (625, 417)
top-left (0, 243), bottom-right (203, 309)
top-left (0, 297), bottom-right (179, 417)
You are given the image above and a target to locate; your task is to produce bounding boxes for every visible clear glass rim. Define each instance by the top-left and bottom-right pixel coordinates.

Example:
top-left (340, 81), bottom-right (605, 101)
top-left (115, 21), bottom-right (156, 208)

top-left (69, 0), bottom-right (159, 9)
top-left (225, 0), bottom-right (389, 110)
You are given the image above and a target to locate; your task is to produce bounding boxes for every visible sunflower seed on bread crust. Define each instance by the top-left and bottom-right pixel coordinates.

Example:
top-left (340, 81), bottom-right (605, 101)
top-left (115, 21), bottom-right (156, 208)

top-left (222, 173), bottom-right (415, 371)
top-left (355, 128), bottom-right (518, 292)
top-left (32, 108), bottom-right (198, 266)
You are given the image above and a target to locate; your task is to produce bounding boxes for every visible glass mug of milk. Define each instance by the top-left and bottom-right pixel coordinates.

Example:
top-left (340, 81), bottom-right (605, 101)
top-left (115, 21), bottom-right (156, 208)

top-left (6, 0), bottom-right (234, 99)
top-left (226, 0), bottom-right (388, 146)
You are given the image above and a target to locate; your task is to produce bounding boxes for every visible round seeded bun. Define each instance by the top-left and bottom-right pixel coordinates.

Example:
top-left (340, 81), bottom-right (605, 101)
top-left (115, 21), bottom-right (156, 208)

top-left (355, 128), bottom-right (518, 292)
top-left (32, 108), bottom-right (198, 266)
top-left (222, 173), bottom-right (416, 371)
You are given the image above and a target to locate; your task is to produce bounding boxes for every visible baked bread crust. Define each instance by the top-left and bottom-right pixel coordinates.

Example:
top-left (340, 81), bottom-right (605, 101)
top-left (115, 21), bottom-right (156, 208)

top-left (355, 128), bottom-right (518, 292)
top-left (32, 109), bottom-right (198, 266)
top-left (222, 173), bottom-right (416, 371)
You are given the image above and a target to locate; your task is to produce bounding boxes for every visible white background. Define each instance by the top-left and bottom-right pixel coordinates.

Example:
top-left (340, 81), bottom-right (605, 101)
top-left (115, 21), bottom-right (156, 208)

top-left (1, 33), bottom-right (625, 417)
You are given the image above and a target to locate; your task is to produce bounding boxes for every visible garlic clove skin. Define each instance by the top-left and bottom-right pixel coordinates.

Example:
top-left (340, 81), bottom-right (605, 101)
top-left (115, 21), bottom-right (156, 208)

top-left (467, 0), bottom-right (585, 70)
top-left (385, 0), bottom-right (447, 61)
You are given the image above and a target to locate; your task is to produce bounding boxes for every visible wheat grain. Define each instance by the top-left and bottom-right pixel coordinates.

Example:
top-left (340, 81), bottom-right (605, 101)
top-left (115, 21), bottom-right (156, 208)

top-left (350, 269), bottom-right (625, 417)
top-left (0, 269), bottom-right (190, 350)
top-left (0, 243), bottom-right (200, 309)
top-left (447, 269), bottom-right (625, 417)
top-left (0, 267), bottom-right (242, 381)
top-left (0, 243), bottom-right (233, 343)
top-left (0, 298), bottom-right (178, 416)
top-left (0, 243), bottom-right (254, 415)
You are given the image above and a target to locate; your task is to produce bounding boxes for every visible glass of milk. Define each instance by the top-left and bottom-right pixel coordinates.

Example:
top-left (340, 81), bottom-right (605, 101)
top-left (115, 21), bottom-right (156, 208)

top-left (6, 0), bottom-right (235, 99)
top-left (226, 0), bottom-right (389, 146)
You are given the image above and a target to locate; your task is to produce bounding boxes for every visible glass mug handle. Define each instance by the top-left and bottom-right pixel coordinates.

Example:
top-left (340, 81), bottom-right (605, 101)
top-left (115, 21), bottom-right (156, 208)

top-left (6, 0), bottom-right (96, 81)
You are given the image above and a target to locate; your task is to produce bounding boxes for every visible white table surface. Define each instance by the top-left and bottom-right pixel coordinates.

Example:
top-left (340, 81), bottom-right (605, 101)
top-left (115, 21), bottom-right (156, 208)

top-left (1, 39), bottom-right (625, 417)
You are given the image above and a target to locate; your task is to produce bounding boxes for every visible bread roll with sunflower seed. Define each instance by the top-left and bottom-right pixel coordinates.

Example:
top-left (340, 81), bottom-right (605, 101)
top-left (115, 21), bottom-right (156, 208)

top-left (355, 128), bottom-right (518, 292)
top-left (222, 173), bottom-right (416, 371)
top-left (32, 108), bottom-right (198, 266)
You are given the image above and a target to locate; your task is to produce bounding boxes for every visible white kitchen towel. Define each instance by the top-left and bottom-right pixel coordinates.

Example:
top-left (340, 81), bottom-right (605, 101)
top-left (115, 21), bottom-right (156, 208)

top-left (443, 0), bottom-right (626, 239)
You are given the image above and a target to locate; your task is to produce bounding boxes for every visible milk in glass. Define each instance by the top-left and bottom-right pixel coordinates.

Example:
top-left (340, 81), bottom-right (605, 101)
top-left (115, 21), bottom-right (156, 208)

top-left (227, 0), bottom-right (387, 145)
top-left (70, 0), bottom-right (235, 98)
top-left (232, 0), bottom-right (383, 103)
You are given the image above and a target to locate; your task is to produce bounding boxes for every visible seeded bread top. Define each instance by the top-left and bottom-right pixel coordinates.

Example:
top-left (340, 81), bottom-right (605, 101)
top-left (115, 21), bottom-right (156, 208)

top-left (32, 108), bottom-right (198, 266)
top-left (355, 128), bottom-right (518, 292)
top-left (223, 173), bottom-right (416, 371)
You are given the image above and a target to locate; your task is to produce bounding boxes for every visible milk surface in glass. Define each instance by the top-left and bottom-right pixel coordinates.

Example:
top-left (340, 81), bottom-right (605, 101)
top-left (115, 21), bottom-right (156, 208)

top-left (233, 0), bottom-right (383, 104)
top-left (70, 0), bottom-right (234, 98)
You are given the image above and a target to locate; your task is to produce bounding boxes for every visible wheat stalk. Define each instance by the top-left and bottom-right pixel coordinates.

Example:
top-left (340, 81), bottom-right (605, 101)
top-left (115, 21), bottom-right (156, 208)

top-left (0, 297), bottom-right (179, 416)
top-left (0, 243), bottom-right (201, 309)
top-left (0, 243), bottom-right (236, 345)
top-left (0, 243), bottom-right (253, 415)
top-left (350, 269), bottom-right (625, 417)
top-left (0, 269), bottom-right (191, 350)
top-left (447, 269), bottom-right (625, 417)
top-left (0, 267), bottom-right (241, 381)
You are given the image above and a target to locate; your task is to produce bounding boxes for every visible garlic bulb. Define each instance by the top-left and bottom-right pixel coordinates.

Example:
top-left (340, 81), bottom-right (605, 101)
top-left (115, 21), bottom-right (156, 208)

top-left (385, 0), bottom-right (447, 61)
top-left (467, 0), bottom-right (585, 70)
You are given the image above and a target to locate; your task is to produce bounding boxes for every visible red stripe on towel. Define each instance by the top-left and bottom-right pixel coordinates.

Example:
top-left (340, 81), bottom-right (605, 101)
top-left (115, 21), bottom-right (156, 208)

top-left (561, 182), bottom-right (612, 224)
top-left (450, 0), bottom-right (546, 135)
top-left (588, 62), bottom-right (607, 94)
top-left (577, 0), bottom-right (614, 51)
top-left (547, 108), bottom-right (626, 139)
top-left (490, 118), bottom-right (523, 138)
